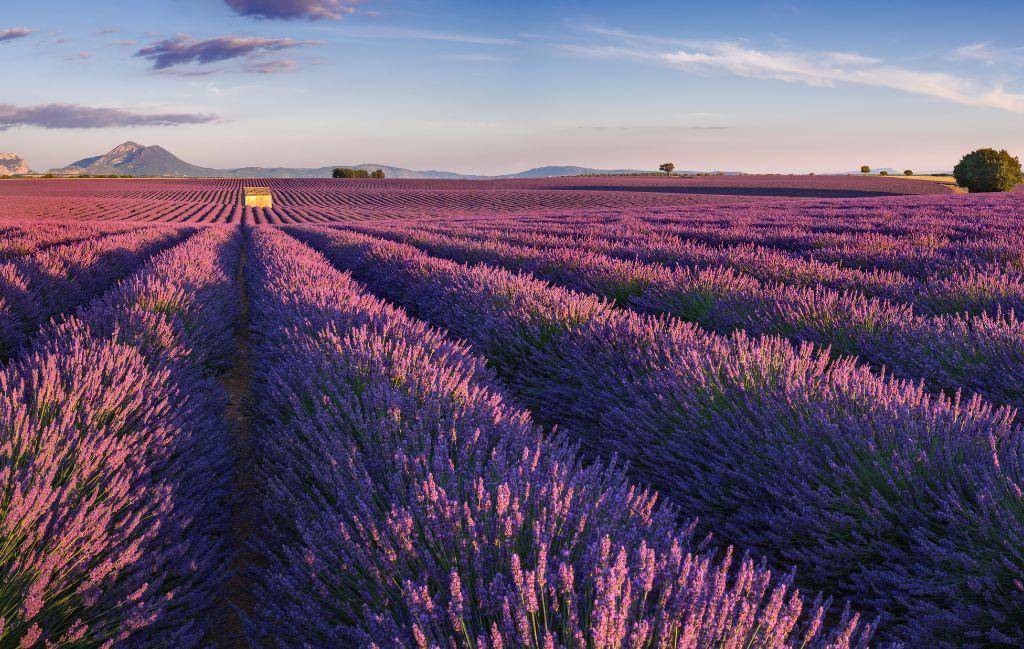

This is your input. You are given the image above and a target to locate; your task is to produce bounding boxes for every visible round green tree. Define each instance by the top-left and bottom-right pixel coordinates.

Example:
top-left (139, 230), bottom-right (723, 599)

top-left (904, 169), bottom-right (913, 176)
top-left (953, 148), bottom-right (1022, 193)
top-left (860, 165), bottom-right (870, 174)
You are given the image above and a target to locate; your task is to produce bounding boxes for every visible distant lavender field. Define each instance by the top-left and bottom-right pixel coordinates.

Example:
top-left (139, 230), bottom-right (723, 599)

top-left (0, 174), bottom-right (954, 223)
top-left (1, 176), bottom-right (1022, 647)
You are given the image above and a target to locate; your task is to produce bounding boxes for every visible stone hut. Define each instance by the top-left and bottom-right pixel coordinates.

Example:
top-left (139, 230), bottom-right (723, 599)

top-left (243, 186), bottom-right (273, 208)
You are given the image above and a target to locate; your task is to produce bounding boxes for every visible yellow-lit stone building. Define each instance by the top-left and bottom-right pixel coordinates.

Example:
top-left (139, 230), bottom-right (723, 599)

top-left (243, 186), bottom-right (273, 208)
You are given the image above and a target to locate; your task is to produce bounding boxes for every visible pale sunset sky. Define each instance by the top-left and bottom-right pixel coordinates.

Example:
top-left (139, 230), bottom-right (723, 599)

top-left (2, 0), bottom-right (1023, 174)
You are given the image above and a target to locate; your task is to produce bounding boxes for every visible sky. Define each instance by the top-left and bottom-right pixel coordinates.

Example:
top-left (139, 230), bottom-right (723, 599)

top-left (1, 0), bottom-right (1023, 174)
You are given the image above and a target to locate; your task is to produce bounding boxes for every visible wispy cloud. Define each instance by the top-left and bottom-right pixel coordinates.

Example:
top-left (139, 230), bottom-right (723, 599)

top-left (0, 103), bottom-right (218, 130)
top-left (135, 35), bottom-right (316, 70)
top-left (951, 42), bottom-right (1024, 66)
top-left (157, 68), bottom-right (222, 77)
top-left (660, 45), bottom-right (883, 86)
top-left (663, 43), bottom-right (1024, 111)
top-left (244, 59), bottom-right (297, 73)
top-left (0, 27), bottom-right (34, 43)
top-left (409, 30), bottom-right (518, 45)
top-left (580, 25), bottom-right (705, 49)
top-left (561, 44), bottom-right (658, 61)
top-left (517, 32), bottom-right (561, 41)
top-left (189, 81), bottom-right (263, 96)
top-left (567, 30), bottom-right (1024, 113)
top-left (225, 0), bottom-right (361, 21)
top-left (329, 26), bottom-right (519, 46)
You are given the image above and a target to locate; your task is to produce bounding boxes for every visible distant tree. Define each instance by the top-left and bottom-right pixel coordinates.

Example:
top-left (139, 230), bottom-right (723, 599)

top-left (370, 169), bottom-right (386, 179)
top-left (904, 169), bottom-right (914, 176)
top-left (333, 167), bottom-right (371, 179)
top-left (953, 148), bottom-right (1023, 193)
top-left (879, 170), bottom-right (889, 176)
top-left (659, 162), bottom-right (675, 175)
top-left (860, 165), bottom-right (870, 174)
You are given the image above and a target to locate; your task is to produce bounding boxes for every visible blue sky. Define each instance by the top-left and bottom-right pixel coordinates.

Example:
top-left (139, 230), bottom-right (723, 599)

top-left (2, 0), bottom-right (1023, 174)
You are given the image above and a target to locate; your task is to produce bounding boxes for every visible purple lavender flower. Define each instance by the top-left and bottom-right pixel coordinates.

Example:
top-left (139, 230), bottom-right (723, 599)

top-left (243, 226), bottom-right (870, 648)
top-left (287, 224), bottom-right (1024, 645)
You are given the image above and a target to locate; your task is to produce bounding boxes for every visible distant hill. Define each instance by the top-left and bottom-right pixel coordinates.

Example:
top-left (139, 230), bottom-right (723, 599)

top-left (53, 142), bottom-right (215, 177)
top-left (500, 166), bottom-right (741, 178)
top-left (498, 165), bottom-right (647, 179)
top-left (0, 153), bottom-right (32, 176)
top-left (67, 155), bottom-right (104, 168)
top-left (49, 142), bottom-right (693, 179)
top-left (219, 164), bottom-right (489, 180)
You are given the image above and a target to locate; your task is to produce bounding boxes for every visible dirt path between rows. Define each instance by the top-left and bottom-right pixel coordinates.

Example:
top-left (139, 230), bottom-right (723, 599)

top-left (210, 227), bottom-right (258, 647)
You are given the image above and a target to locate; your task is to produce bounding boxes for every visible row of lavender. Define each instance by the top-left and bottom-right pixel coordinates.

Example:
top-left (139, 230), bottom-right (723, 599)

top-left (242, 226), bottom-right (871, 647)
top-left (458, 204), bottom-right (1024, 252)
top-left (0, 225), bottom-right (197, 358)
top-left (0, 227), bottom-right (238, 646)
top-left (403, 215), bottom-right (1024, 309)
top-left (453, 193), bottom-right (1024, 264)
top-left (0, 196), bottom-right (380, 224)
top-left (287, 225), bottom-right (1024, 646)
top-left (0, 221), bottom-right (135, 259)
top-left (336, 222), bottom-right (1024, 419)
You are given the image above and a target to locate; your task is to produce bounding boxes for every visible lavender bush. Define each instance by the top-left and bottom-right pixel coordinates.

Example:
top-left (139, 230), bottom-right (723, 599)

top-left (0, 222), bottom-right (134, 260)
top-left (349, 217), bottom-right (1024, 317)
top-left (0, 225), bottom-right (194, 357)
top-left (290, 225), bottom-right (1024, 646)
top-left (244, 226), bottom-right (872, 648)
top-left (333, 224), bottom-right (1024, 419)
top-left (0, 226), bottom-right (237, 647)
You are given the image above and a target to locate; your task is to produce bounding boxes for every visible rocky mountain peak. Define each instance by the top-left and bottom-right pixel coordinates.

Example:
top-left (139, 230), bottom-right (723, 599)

top-left (0, 153), bottom-right (31, 176)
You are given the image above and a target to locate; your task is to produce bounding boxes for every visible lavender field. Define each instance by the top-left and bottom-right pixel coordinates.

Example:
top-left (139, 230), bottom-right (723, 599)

top-left (2, 176), bottom-right (1023, 647)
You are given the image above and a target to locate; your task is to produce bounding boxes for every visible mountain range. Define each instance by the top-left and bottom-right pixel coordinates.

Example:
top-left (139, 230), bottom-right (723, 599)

top-left (46, 142), bottom-right (654, 179)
